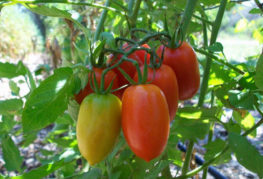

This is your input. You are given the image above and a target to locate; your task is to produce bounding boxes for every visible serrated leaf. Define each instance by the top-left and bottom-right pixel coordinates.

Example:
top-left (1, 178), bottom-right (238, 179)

top-left (9, 80), bottom-right (20, 96)
top-left (255, 52), bottom-right (263, 90)
top-left (229, 91), bottom-right (255, 110)
top-left (2, 135), bottom-right (23, 171)
top-left (22, 67), bottom-right (73, 133)
top-left (228, 133), bottom-right (263, 178)
top-left (204, 139), bottom-right (231, 165)
top-left (0, 61), bottom-right (26, 78)
top-left (208, 42), bottom-right (223, 52)
top-left (0, 99), bottom-right (23, 115)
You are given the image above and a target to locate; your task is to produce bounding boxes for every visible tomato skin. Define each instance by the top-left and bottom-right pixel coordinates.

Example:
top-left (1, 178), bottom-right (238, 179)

top-left (156, 42), bottom-right (200, 100)
top-left (133, 64), bottom-right (179, 121)
top-left (74, 68), bottom-right (119, 104)
top-left (122, 84), bottom-right (170, 161)
top-left (77, 93), bottom-right (122, 165)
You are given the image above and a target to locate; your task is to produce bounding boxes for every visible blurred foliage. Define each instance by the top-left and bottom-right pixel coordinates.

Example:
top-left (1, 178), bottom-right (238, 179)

top-left (0, 5), bottom-right (42, 60)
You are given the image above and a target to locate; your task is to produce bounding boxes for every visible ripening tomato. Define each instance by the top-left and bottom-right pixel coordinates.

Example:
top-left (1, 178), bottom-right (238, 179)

top-left (77, 93), bottom-right (122, 165)
top-left (133, 64), bottom-right (179, 121)
top-left (74, 68), bottom-right (119, 104)
top-left (156, 42), bottom-right (200, 100)
top-left (122, 84), bottom-right (170, 161)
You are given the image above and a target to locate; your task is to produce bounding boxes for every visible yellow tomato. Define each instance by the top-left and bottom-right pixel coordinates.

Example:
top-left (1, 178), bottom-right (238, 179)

top-left (77, 93), bottom-right (122, 165)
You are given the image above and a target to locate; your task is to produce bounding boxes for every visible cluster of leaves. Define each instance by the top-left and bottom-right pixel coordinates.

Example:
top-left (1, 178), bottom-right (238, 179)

top-left (0, 0), bottom-right (263, 178)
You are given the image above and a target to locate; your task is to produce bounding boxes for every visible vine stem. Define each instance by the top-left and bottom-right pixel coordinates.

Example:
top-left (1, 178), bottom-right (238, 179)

top-left (129, 0), bottom-right (142, 29)
top-left (94, 0), bottom-right (110, 41)
top-left (181, 141), bottom-right (194, 175)
top-left (180, 0), bottom-right (198, 40)
top-left (198, 0), bottom-right (227, 107)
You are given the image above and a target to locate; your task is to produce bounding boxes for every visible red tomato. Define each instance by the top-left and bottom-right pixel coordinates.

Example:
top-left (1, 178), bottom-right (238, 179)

top-left (133, 64), bottom-right (179, 121)
top-left (75, 68), bottom-right (119, 104)
top-left (122, 84), bottom-right (170, 162)
top-left (156, 42), bottom-right (200, 100)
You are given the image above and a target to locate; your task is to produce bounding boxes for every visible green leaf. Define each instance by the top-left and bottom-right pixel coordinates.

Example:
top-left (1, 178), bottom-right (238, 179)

top-left (146, 160), bottom-right (170, 179)
top-left (1, 135), bottom-right (23, 171)
top-left (22, 67), bottom-right (73, 133)
top-left (13, 149), bottom-right (79, 179)
top-left (0, 115), bottom-right (16, 134)
top-left (0, 61), bottom-right (26, 78)
top-left (204, 139), bottom-right (231, 165)
top-left (0, 99), bottom-right (23, 115)
top-left (255, 52), bottom-right (263, 90)
top-left (172, 107), bottom-right (220, 141)
top-left (228, 91), bottom-right (255, 110)
top-left (9, 80), bottom-right (20, 96)
top-left (249, 8), bottom-right (262, 14)
top-left (228, 133), bottom-right (263, 178)
top-left (171, 118), bottom-right (210, 141)
top-left (233, 111), bottom-right (256, 138)
top-left (24, 4), bottom-right (89, 37)
top-left (208, 42), bottom-right (223, 52)
top-left (176, 107), bottom-right (221, 120)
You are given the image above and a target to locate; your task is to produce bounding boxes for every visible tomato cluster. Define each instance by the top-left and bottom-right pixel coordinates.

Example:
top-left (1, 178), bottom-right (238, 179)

top-left (75, 41), bottom-right (200, 165)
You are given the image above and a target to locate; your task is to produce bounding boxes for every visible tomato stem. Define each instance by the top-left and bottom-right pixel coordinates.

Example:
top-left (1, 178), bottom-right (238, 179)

top-left (94, 0), bottom-right (110, 41)
top-left (198, 0), bottom-right (227, 107)
top-left (180, 0), bottom-right (198, 41)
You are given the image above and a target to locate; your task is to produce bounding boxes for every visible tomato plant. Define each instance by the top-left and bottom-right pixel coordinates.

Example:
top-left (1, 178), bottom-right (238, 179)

top-left (1, 0), bottom-right (263, 178)
top-left (77, 93), bottom-right (122, 165)
top-left (156, 42), bottom-right (200, 100)
top-left (122, 84), bottom-right (170, 162)
top-left (134, 64), bottom-right (179, 121)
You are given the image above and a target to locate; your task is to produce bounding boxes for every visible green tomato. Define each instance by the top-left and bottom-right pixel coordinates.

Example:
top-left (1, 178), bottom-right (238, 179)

top-left (77, 93), bottom-right (122, 165)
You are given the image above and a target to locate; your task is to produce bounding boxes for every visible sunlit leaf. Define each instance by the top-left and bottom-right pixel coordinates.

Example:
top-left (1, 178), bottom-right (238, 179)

top-left (233, 110), bottom-right (256, 138)
top-left (229, 91), bottom-right (256, 110)
top-left (22, 68), bottom-right (73, 132)
top-left (0, 61), bottom-right (26, 78)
